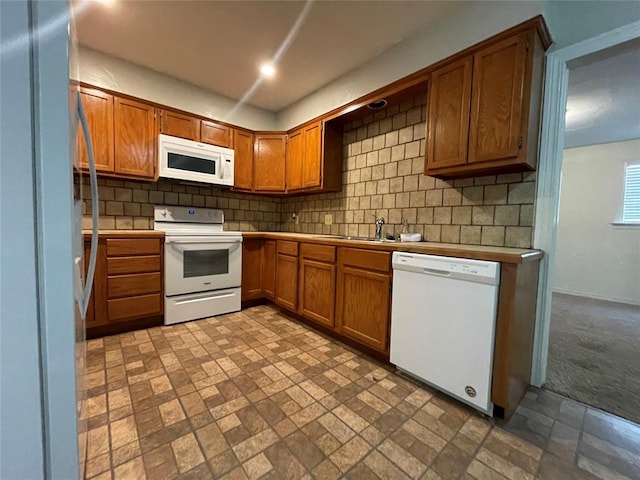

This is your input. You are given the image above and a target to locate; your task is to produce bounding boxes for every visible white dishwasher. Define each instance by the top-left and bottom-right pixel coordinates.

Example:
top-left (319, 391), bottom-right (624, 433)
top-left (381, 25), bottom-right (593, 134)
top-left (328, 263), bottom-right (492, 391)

top-left (390, 252), bottom-right (500, 415)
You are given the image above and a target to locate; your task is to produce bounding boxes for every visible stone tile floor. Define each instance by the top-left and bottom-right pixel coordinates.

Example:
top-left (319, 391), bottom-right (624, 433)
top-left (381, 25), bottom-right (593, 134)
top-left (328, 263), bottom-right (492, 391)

top-left (81, 305), bottom-right (640, 479)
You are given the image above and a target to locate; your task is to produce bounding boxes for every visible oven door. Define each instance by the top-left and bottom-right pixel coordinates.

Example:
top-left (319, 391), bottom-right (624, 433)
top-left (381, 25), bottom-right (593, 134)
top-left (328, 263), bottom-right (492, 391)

top-left (165, 235), bottom-right (242, 296)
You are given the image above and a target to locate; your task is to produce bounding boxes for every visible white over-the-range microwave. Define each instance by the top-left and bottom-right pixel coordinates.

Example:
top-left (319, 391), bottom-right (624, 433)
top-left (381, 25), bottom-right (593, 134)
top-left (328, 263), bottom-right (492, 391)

top-left (158, 133), bottom-right (234, 187)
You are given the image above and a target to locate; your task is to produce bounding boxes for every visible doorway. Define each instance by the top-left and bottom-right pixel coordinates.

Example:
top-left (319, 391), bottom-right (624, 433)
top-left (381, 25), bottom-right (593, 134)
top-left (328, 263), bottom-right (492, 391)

top-left (532, 23), bottom-right (640, 424)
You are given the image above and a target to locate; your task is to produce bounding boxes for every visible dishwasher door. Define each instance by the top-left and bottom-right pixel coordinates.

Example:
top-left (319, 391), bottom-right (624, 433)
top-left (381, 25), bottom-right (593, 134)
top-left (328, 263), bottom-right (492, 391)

top-left (390, 252), bottom-right (500, 414)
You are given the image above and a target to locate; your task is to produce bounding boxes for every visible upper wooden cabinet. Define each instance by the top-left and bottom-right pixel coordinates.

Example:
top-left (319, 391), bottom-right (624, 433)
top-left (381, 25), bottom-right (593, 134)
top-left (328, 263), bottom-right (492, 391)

top-left (201, 121), bottom-right (233, 148)
top-left (233, 130), bottom-right (254, 191)
top-left (425, 27), bottom-right (545, 178)
top-left (159, 109), bottom-right (199, 141)
top-left (427, 58), bottom-right (472, 169)
top-left (286, 121), bottom-right (342, 194)
top-left (114, 97), bottom-right (156, 179)
top-left (254, 134), bottom-right (286, 192)
top-left (76, 87), bottom-right (114, 173)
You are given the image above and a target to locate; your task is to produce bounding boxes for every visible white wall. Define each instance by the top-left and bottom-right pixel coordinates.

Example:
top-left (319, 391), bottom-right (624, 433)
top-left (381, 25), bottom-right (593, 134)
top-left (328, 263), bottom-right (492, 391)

top-left (276, 1), bottom-right (544, 130)
top-left (554, 139), bottom-right (640, 305)
top-left (76, 47), bottom-right (277, 131)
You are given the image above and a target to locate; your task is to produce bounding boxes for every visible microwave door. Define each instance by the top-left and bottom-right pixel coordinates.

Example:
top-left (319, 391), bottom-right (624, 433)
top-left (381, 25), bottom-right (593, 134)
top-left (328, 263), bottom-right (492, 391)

top-left (165, 238), bottom-right (241, 296)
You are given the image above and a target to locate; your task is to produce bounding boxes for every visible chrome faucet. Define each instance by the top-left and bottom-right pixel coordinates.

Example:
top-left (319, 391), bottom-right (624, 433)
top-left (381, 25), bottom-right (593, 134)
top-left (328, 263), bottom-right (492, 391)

top-left (373, 214), bottom-right (385, 239)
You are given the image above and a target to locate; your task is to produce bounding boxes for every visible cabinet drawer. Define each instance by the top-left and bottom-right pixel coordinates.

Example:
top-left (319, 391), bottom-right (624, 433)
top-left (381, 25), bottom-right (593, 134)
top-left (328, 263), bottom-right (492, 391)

top-left (300, 243), bottom-right (335, 263)
top-left (108, 272), bottom-right (161, 298)
top-left (106, 238), bottom-right (161, 256)
top-left (108, 293), bottom-right (162, 322)
top-left (277, 240), bottom-right (298, 256)
top-left (107, 255), bottom-right (161, 275)
top-left (338, 248), bottom-right (391, 273)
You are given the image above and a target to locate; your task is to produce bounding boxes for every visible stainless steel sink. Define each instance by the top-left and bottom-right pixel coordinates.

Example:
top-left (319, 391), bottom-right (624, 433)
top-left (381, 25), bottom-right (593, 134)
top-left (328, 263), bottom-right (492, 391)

top-left (313, 235), bottom-right (397, 243)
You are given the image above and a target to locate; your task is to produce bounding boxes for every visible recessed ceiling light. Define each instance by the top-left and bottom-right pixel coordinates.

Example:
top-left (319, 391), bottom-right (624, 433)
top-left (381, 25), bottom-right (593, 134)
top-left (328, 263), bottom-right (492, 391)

top-left (260, 64), bottom-right (276, 77)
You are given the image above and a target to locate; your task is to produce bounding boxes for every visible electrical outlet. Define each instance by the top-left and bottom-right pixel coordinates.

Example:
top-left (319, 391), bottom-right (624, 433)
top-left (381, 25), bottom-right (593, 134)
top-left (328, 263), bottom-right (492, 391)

top-left (324, 214), bottom-right (333, 225)
top-left (292, 213), bottom-right (299, 225)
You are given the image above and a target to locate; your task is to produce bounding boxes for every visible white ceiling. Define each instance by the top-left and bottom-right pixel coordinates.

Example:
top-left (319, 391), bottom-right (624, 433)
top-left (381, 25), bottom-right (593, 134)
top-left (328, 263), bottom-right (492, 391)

top-left (74, 0), bottom-right (467, 112)
top-left (565, 38), bottom-right (640, 148)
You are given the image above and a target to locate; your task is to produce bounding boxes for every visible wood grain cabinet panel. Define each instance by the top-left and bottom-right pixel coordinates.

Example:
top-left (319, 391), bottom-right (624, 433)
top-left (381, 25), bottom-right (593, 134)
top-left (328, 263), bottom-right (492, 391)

top-left (275, 253), bottom-right (298, 311)
top-left (106, 238), bottom-right (161, 256)
top-left (114, 97), bottom-right (156, 179)
top-left (336, 265), bottom-right (390, 353)
top-left (76, 87), bottom-right (114, 173)
top-left (426, 57), bottom-right (472, 170)
top-left (262, 240), bottom-right (276, 299)
top-left (108, 272), bottom-right (161, 299)
top-left (468, 32), bottom-right (527, 164)
top-left (107, 255), bottom-right (161, 275)
top-left (299, 258), bottom-right (335, 328)
top-left (242, 238), bottom-right (263, 302)
top-left (108, 294), bottom-right (163, 322)
top-left (286, 128), bottom-right (304, 191)
top-left (201, 121), bottom-right (232, 148)
top-left (159, 109), bottom-right (200, 141)
top-left (302, 122), bottom-right (322, 188)
top-left (233, 130), bottom-right (254, 191)
top-left (254, 134), bottom-right (286, 192)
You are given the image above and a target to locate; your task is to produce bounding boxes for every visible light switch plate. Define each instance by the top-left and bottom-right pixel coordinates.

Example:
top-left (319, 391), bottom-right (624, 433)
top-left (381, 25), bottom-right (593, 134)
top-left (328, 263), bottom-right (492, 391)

top-left (324, 214), bottom-right (333, 225)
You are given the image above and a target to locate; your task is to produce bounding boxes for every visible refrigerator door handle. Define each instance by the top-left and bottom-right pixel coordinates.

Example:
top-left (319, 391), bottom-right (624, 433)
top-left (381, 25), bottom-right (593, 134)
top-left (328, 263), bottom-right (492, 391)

top-left (77, 92), bottom-right (99, 318)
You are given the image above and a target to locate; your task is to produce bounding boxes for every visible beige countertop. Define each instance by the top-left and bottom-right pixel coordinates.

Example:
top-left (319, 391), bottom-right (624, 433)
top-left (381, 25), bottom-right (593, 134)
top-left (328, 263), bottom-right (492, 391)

top-left (243, 232), bottom-right (543, 264)
top-left (83, 230), bottom-right (543, 263)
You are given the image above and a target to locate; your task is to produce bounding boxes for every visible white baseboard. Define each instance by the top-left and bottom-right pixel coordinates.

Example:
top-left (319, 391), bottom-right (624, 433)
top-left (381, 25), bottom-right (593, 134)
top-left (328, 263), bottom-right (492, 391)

top-left (552, 287), bottom-right (640, 306)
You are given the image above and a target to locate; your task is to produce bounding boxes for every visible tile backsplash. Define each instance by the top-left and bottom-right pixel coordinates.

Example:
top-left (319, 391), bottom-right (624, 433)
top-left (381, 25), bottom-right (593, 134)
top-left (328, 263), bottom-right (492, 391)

top-left (280, 94), bottom-right (536, 248)
top-left (82, 93), bottom-right (536, 248)
top-left (81, 178), bottom-right (281, 231)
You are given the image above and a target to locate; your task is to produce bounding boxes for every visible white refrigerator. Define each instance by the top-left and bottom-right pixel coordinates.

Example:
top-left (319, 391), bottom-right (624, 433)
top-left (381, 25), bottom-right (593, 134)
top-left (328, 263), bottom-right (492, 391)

top-left (0, 1), bottom-right (98, 478)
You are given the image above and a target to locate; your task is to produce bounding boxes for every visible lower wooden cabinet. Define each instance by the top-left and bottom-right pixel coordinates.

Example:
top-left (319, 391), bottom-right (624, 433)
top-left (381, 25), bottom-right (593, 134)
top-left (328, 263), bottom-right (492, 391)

top-left (262, 240), bottom-right (276, 299)
top-left (241, 238), bottom-right (263, 301)
top-left (275, 241), bottom-right (298, 311)
top-left (85, 234), bottom-right (164, 335)
top-left (298, 243), bottom-right (336, 328)
top-left (336, 248), bottom-right (391, 353)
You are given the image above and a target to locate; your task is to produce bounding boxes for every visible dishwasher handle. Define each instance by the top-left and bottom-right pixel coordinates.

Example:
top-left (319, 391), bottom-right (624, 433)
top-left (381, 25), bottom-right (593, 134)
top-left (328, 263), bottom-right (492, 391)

top-left (422, 267), bottom-right (451, 276)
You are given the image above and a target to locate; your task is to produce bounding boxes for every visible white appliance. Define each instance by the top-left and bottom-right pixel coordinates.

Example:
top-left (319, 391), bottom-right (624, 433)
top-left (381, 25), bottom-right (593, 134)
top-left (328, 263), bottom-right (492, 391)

top-left (390, 252), bottom-right (500, 415)
top-left (158, 133), bottom-right (234, 186)
top-left (154, 206), bottom-right (242, 325)
top-left (1, 1), bottom-right (98, 478)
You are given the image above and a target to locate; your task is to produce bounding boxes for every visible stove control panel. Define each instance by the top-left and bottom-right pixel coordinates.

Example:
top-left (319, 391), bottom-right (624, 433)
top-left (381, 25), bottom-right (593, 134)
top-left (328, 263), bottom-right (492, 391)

top-left (154, 205), bottom-right (224, 225)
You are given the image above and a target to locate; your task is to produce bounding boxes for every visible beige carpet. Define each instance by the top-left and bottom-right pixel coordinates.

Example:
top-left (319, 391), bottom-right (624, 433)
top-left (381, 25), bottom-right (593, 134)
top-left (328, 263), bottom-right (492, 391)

top-left (545, 292), bottom-right (640, 424)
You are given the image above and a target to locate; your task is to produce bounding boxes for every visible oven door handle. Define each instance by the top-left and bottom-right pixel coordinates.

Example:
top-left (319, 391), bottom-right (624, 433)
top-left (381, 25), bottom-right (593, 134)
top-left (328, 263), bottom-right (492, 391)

top-left (165, 236), bottom-right (243, 244)
top-left (166, 240), bottom-right (241, 253)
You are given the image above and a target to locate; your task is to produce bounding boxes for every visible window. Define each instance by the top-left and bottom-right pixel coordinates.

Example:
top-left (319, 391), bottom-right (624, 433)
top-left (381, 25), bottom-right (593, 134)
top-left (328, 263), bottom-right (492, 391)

top-left (622, 163), bottom-right (640, 224)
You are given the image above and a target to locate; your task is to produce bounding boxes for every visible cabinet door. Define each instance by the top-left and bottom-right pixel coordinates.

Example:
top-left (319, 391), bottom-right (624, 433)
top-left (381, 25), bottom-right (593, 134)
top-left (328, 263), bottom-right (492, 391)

top-left (336, 266), bottom-right (390, 352)
top-left (468, 32), bottom-right (527, 164)
top-left (286, 128), bottom-right (304, 191)
top-left (302, 122), bottom-right (322, 188)
top-left (114, 97), bottom-right (156, 178)
top-left (233, 130), bottom-right (254, 191)
top-left (159, 110), bottom-right (199, 141)
top-left (254, 134), bottom-right (286, 192)
top-left (275, 254), bottom-right (298, 311)
top-left (242, 238), bottom-right (263, 301)
top-left (262, 240), bottom-right (276, 299)
top-left (201, 121), bottom-right (232, 148)
top-left (426, 57), bottom-right (472, 170)
top-left (299, 258), bottom-right (335, 328)
top-left (77, 87), bottom-right (114, 173)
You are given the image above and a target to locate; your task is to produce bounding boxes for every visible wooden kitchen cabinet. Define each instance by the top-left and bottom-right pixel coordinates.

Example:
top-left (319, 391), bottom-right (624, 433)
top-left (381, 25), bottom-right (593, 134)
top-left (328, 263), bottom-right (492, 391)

top-left (233, 129), bottom-right (255, 191)
top-left (425, 27), bottom-right (545, 178)
top-left (201, 120), bottom-right (233, 148)
top-left (275, 241), bottom-right (298, 311)
top-left (261, 239), bottom-right (276, 299)
top-left (254, 134), bottom-right (286, 192)
top-left (426, 58), bottom-right (472, 169)
top-left (336, 248), bottom-right (391, 353)
top-left (298, 243), bottom-right (336, 328)
top-left (85, 234), bottom-right (164, 338)
top-left (76, 87), bottom-right (114, 173)
top-left (286, 120), bottom-right (342, 193)
top-left (159, 109), bottom-right (200, 141)
top-left (114, 97), bottom-right (156, 179)
top-left (242, 238), bottom-right (263, 301)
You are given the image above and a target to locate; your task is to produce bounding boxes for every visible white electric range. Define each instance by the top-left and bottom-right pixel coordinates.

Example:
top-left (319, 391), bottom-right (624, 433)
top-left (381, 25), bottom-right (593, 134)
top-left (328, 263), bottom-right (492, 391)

top-left (154, 205), bottom-right (242, 325)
